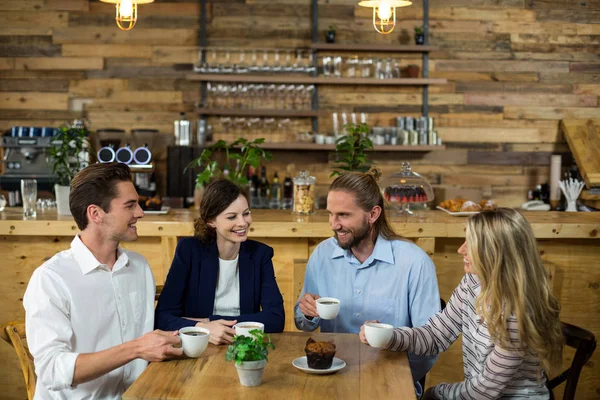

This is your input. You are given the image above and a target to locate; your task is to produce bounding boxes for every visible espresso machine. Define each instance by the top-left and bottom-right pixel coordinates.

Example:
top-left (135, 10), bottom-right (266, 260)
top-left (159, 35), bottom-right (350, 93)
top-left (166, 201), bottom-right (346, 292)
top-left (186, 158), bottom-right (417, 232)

top-left (0, 127), bottom-right (57, 205)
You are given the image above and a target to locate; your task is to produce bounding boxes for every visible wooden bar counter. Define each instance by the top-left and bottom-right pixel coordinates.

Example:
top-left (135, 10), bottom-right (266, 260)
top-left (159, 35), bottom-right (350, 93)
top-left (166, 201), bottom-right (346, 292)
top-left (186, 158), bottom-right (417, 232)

top-left (1, 208), bottom-right (599, 399)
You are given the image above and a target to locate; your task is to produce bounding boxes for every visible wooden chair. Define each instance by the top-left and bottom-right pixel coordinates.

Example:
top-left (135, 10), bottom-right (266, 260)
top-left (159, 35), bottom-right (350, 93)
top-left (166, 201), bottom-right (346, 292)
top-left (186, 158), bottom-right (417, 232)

top-left (0, 321), bottom-right (36, 400)
top-left (155, 284), bottom-right (164, 301)
top-left (547, 322), bottom-right (597, 400)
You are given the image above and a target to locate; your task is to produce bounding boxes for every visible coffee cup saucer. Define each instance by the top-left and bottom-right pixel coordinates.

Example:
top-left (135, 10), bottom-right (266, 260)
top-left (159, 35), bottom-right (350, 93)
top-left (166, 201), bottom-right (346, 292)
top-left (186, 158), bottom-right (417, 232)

top-left (292, 356), bottom-right (346, 375)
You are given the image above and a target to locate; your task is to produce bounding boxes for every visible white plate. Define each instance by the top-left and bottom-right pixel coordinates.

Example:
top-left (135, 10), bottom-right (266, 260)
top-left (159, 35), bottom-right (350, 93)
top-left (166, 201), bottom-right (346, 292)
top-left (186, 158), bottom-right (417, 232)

top-left (292, 356), bottom-right (346, 375)
top-left (143, 206), bottom-right (170, 215)
top-left (436, 206), bottom-right (479, 217)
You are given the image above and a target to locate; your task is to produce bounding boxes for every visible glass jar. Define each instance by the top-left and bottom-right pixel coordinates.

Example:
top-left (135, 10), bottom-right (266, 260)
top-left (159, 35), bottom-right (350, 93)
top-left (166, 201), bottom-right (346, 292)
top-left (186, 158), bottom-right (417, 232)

top-left (292, 170), bottom-right (316, 215)
top-left (380, 162), bottom-right (434, 215)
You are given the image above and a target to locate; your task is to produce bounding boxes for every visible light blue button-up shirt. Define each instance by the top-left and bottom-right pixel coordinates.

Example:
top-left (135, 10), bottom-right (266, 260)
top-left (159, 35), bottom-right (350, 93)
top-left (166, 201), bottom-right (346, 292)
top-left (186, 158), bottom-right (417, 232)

top-left (294, 234), bottom-right (441, 382)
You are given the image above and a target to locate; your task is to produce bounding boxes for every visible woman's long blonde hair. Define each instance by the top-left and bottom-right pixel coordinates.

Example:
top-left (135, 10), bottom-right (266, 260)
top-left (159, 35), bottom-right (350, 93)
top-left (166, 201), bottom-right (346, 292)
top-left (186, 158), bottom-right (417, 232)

top-left (466, 208), bottom-right (563, 375)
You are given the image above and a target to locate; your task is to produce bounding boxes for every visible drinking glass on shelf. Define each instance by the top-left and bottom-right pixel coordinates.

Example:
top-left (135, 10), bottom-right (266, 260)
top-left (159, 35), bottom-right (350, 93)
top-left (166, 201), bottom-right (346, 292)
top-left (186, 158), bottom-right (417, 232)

top-left (346, 56), bottom-right (358, 78)
top-left (276, 84), bottom-right (287, 108)
top-left (332, 113), bottom-right (340, 137)
top-left (0, 194), bottom-right (6, 212)
top-left (375, 58), bottom-right (385, 80)
top-left (384, 58), bottom-right (393, 79)
top-left (263, 118), bottom-right (276, 133)
top-left (305, 85), bottom-right (315, 109)
top-left (220, 117), bottom-right (232, 133)
top-left (323, 56), bottom-right (332, 78)
top-left (361, 58), bottom-right (372, 78)
top-left (294, 85), bottom-right (305, 110)
top-left (285, 85), bottom-right (296, 110)
top-left (233, 117), bottom-right (247, 135)
top-left (238, 84), bottom-right (248, 109)
top-left (283, 50), bottom-right (293, 72)
top-left (265, 84), bottom-right (277, 109)
top-left (21, 179), bottom-right (37, 218)
top-left (306, 52), bottom-right (317, 74)
top-left (333, 56), bottom-right (343, 78)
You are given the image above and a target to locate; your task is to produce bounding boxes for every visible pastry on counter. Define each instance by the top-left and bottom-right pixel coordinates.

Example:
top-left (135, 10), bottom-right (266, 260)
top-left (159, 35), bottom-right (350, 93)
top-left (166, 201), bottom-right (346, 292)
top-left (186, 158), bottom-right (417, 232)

top-left (460, 201), bottom-right (482, 212)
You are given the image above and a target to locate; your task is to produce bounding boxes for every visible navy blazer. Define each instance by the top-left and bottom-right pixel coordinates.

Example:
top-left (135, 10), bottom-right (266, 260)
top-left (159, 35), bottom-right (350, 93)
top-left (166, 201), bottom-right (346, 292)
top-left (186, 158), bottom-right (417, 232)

top-left (155, 237), bottom-right (285, 333)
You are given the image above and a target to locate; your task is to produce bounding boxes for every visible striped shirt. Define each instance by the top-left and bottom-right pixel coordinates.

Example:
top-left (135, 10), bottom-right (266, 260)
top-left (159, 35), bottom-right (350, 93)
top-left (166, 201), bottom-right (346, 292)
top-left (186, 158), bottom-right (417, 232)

top-left (387, 274), bottom-right (549, 399)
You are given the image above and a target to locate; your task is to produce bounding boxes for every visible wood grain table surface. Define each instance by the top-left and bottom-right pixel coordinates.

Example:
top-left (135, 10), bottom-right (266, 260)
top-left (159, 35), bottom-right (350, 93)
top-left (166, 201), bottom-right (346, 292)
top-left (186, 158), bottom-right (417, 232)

top-left (122, 332), bottom-right (416, 400)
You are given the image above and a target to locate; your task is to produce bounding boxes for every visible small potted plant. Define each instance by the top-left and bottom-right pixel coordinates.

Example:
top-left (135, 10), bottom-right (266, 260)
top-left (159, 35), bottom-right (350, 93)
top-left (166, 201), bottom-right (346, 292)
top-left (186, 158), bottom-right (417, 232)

top-left (226, 330), bottom-right (275, 387)
top-left (47, 121), bottom-right (89, 215)
top-left (326, 25), bottom-right (336, 43)
top-left (185, 137), bottom-right (272, 207)
top-left (330, 122), bottom-right (374, 177)
top-left (414, 26), bottom-right (424, 45)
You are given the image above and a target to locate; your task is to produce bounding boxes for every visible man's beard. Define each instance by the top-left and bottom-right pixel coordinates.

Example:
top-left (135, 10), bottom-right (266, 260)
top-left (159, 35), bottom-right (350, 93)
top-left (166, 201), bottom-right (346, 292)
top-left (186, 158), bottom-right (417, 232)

top-left (335, 218), bottom-right (372, 250)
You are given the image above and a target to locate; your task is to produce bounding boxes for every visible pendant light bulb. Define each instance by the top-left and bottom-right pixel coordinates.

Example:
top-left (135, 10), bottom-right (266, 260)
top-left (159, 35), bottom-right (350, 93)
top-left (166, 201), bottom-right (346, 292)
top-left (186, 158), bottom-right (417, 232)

top-left (119, 0), bottom-right (134, 18)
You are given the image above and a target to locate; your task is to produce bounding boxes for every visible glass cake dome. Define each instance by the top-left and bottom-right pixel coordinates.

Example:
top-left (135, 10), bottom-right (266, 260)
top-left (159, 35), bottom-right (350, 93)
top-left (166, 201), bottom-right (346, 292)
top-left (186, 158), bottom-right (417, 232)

top-left (380, 162), bottom-right (434, 215)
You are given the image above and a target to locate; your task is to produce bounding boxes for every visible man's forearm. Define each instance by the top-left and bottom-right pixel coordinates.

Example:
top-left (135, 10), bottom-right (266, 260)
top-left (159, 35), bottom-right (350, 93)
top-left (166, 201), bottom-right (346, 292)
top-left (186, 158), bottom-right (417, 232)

top-left (72, 339), bottom-right (140, 385)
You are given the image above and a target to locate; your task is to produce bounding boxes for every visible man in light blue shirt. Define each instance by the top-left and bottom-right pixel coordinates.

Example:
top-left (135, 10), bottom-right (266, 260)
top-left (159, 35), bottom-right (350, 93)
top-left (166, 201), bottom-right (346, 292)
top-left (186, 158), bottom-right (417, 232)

top-left (295, 171), bottom-right (440, 390)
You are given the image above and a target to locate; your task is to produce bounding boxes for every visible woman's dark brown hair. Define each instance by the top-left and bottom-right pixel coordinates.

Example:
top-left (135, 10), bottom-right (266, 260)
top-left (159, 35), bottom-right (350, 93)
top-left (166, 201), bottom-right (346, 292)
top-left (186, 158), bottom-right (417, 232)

top-left (194, 179), bottom-right (249, 242)
top-left (329, 169), bottom-right (401, 241)
top-left (69, 162), bottom-right (133, 231)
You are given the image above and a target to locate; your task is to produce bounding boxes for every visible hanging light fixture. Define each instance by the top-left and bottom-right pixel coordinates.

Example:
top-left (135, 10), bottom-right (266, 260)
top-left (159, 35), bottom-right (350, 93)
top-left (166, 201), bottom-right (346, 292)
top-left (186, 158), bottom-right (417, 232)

top-left (99, 0), bottom-right (154, 31)
top-left (358, 0), bottom-right (412, 35)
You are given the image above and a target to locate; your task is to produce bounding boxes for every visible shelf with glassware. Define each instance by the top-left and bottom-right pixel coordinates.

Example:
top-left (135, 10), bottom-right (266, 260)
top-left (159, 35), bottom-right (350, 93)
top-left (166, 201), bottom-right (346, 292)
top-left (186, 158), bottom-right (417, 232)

top-left (186, 74), bottom-right (446, 85)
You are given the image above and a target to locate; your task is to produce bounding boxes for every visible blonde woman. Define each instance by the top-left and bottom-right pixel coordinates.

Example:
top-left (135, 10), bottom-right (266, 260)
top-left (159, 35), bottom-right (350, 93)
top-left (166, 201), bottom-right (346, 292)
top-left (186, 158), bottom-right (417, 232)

top-left (360, 208), bottom-right (563, 399)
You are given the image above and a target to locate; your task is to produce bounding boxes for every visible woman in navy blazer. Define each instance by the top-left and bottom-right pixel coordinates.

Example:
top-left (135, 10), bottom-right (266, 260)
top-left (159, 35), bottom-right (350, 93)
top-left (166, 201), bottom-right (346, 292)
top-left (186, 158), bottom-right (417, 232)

top-left (155, 179), bottom-right (285, 344)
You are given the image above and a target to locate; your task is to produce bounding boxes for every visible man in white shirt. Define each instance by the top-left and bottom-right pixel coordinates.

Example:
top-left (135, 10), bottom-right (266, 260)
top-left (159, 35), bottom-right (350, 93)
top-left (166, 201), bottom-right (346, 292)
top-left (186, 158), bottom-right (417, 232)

top-left (24, 163), bottom-right (183, 400)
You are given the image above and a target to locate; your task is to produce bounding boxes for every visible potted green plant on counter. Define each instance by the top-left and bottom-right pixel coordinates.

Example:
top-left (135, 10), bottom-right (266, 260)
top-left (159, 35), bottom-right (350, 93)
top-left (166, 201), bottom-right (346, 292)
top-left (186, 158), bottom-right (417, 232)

top-left (330, 122), bottom-right (374, 177)
top-left (185, 137), bottom-right (273, 206)
top-left (47, 122), bottom-right (89, 215)
top-left (226, 330), bottom-right (275, 387)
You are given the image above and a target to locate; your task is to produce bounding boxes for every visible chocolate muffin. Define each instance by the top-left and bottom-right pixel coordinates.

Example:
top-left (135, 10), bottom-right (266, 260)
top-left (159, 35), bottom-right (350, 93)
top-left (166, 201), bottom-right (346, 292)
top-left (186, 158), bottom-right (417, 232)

top-left (304, 338), bottom-right (336, 369)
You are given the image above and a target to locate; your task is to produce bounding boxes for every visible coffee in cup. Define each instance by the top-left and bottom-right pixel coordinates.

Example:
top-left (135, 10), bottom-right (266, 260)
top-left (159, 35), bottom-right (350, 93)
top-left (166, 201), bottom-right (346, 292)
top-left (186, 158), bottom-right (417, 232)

top-left (316, 297), bottom-right (341, 320)
top-left (234, 321), bottom-right (265, 338)
top-left (364, 323), bottom-right (394, 348)
top-left (179, 327), bottom-right (210, 358)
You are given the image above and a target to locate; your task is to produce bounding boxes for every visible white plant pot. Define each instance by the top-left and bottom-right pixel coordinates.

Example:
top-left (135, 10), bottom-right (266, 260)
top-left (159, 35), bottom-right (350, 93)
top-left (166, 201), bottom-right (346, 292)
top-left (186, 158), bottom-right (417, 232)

top-left (54, 184), bottom-right (71, 216)
top-left (234, 360), bottom-right (266, 387)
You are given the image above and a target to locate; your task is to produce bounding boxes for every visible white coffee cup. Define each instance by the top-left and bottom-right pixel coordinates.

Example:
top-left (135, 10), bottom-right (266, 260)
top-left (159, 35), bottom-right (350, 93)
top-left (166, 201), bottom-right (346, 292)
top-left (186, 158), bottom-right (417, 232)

top-left (364, 323), bottom-right (394, 348)
top-left (179, 327), bottom-right (210, 358)
top-left (316, 297), bottom-right (341, 320)
top-left (234, 321), bottom-right (265, 338)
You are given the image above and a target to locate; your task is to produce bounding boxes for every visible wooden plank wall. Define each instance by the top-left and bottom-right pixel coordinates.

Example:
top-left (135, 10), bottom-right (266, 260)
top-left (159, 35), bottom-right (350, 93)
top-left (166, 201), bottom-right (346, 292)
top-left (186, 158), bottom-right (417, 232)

top-left (2, 0), bottom-right (598, 206)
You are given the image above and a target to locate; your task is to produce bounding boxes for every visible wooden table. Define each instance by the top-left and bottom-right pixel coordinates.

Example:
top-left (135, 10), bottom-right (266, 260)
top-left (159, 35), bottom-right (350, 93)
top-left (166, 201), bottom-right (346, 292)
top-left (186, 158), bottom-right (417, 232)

top-left (122, 332), bottom-right (416, 400)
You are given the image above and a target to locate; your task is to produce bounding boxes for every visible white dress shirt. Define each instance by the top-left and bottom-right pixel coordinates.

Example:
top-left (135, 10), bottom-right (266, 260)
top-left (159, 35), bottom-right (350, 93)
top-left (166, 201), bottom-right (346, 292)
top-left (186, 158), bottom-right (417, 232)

top-left (212, 256), bottom-right (240, 317)
top-left (23, 235), bottom-right (155, 400)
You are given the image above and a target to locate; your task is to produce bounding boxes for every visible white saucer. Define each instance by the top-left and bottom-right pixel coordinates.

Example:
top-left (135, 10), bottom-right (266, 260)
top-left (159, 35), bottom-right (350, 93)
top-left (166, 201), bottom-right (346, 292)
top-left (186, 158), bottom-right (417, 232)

top-left (292, 356), bottom-right (346, 375)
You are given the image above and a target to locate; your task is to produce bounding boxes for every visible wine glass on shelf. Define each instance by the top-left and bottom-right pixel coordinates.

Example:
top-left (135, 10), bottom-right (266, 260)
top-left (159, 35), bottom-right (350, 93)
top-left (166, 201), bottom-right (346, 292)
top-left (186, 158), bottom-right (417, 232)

top-left (237, 50), bottom-right (248, 74)
top-left (222, 49), bottom-right (233, 74)
top-left (249, 49), bottom-right (259, 73)
top-left (261, 49), bottom-right (271, 73)
top-left (293, 49), bottom-right (304, 73)
top-left (272, 49), bottom-right (282, 72)
top-left (208, 48), bottom-right (219, 73)
top-left (283, 50), bottom-right (293, 72)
